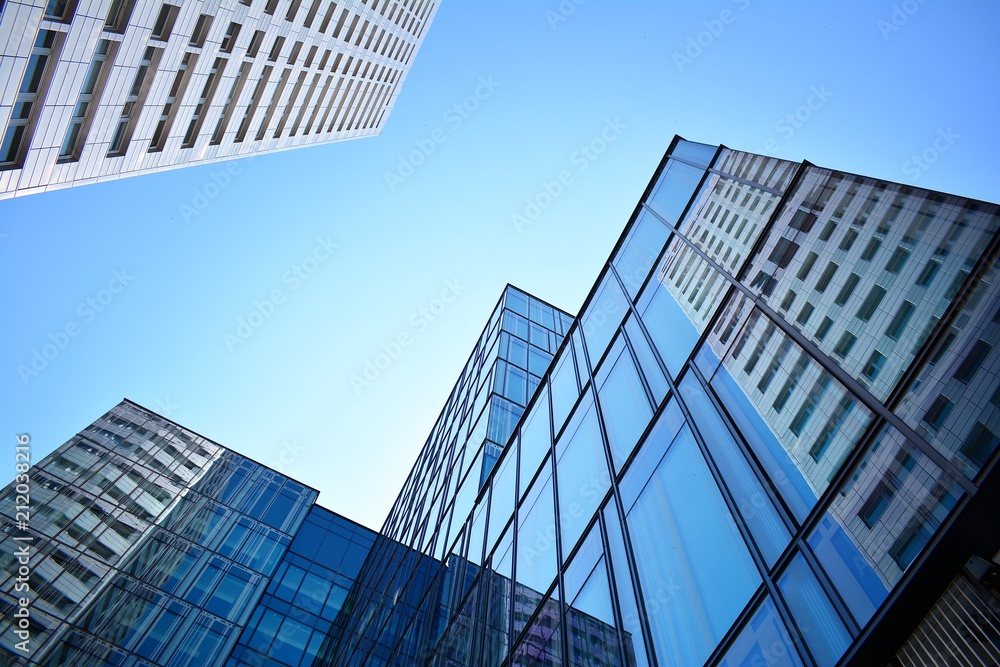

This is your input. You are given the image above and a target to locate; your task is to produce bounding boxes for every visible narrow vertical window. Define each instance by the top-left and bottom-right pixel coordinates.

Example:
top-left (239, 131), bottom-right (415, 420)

top-left (182, 57), bottom-right (225, 148)
top-left (60, 40), bottom-right (116, 162)
top-left (149, 53), bottom-right (198, 153)
top-left (109, 47), bottom-right (161, 156)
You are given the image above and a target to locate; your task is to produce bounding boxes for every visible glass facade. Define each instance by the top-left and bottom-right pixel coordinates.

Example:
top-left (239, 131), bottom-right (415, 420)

top-left (4, 138), bottom-right (999, 666)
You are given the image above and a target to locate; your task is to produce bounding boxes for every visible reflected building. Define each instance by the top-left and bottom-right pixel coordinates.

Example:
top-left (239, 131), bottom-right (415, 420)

top-left (4, 137), bottom-right (1000, 667)
top-left (0, 0), bottom-right (438, 199)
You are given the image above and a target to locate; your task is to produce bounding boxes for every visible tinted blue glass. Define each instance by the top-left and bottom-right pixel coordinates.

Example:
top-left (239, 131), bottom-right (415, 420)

top-left (519, 385), bottom-right (552, 497)
top-left (711, 365), bottom-right (817, 522)
top-left (581, 273), bottom-right (629, 368)
top-left (646, 160), bottom-right (705, 225)
top-left (597, 336), bottom-right (653, 471)
top-left (671, 139), bottom-right (718, 168)
top-left (603, 502), bottom-right (651, 667)
top-left (554, 394), bottom-right (609, 555)
top-left (778, 553), bottom-right (851, 667)
top-left (613, 210), bottom-right (670, 299)
top-left (624, 316), bottom-right (667, 405)
top-left (515, 469), bottom-right (557, 629)
top-left (627, 426), bottom-right (760, 666)
top-left (678, 375), bottom-right (791, 567)
top-left (563, 525), bottom-right (603, 604)
top-left (807, 515), bottom-right (887, 626)
top-left (619, 398), bottom-right (684, 513)
top-left (637, 267), bottom-right (701, 376)
top-left (486, 452), bottom-right (516, 555)
top-left (550, 348), bottom-right (579, 437)
top-left (719, 597), bottom-right (804, 667)
top-left (506, 290), bottom-right (529, 317)
top-left (567, 557), bottom-right (621, 667)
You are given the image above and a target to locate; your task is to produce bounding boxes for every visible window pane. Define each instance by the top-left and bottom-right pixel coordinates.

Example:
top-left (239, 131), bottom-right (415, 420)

top-left (597, 336), bottom-right (653, 471)
top-left (627, 426), bottom-right (760, 666)
top-left (778, 553), bottom-right (851, 667)
top-left (554, 393), bottom-right (609, 555)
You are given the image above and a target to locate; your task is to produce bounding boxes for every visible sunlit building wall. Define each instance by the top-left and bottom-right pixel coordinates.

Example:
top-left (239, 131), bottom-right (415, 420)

top-left (0, 0), bottom-right (438, 198)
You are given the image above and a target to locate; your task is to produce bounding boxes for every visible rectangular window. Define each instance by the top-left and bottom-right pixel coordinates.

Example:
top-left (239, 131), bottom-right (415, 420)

top-left (767, 237), bottom-right (800, 269)
top-left (320, 3), bottom-right (338, 33)
top-left (286, 0), bottom-right (302, 21)
top-left (885, 301), bottom-right (916, 340)
top-left (960, 422), bottom-right (999, 470)
top-left (860, 482), bottom-right (893, 528)
top-left (59, 40), bottom-right (115, 162)
top-left (152, 4), bottom-right (179, 40)
top-left (815, 262), bottom-right (838, 293)
top-left (816, 316), bottom-right (833, 341)
top-left (45, 0), bottom-right (78, 21)
top-left (789, 209), bottom-right (817, 234)
top-left (861, 350), bottom-right (886, 381)
top-left (796, 303), bottom-right (814, 326)
top-left (790, 375), bottom-right (829, 436)
top-left (256, 67), bottom-right (291, 140)
top-left (779, 289), bottom-right (796, 312)
top-left (834, 272), bottom-right (860, 306)
top-left (109, 46), bottom-right (160, 156)
top-left (2, 31), bottom-right (61, 169)
top-left (833, 332), bottom-right (857, 358)
top-left (855, 285), bottom-right (887, 322)
top-left (916, 260), bottom-right (941, 287)
top-left (265, 0), bottom-right (279, 14)
top-left (269, 36), bottom-right (286, 61)
top-left (809, 395), bottom-right (855, 462)
top-left (922, 395), bottom-right (954, 431)
top-left (954, 340), bottom-right (993, 384)
top-left (819, 219), bottom-right (837, 241)
top-left (304, 0), bottom-right (323, 28)
top-left (860, 236), bottom-right (882, 261)
top-left (797, 251), bottom-right (818, 280)
top-left (221, 22), bottom-right (241, 53)
top-left (839, 228), bottom-right (859, 251)
top-left (884, 246), bottom-right (911, 274)
top-left (104, 0), bottom-right (136, 32)
top-left (247, 30), bottom-right (265, 57)
top-left (190, 14), bottom-right (214, 47)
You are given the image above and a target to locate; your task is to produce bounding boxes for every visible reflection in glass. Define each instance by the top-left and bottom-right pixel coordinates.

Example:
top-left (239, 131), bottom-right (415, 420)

top-left (626, 426), bottom-right (759, 666)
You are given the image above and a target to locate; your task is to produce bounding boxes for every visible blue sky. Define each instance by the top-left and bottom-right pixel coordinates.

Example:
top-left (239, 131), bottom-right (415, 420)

top-left (3, 0), bottom-right (998, 531)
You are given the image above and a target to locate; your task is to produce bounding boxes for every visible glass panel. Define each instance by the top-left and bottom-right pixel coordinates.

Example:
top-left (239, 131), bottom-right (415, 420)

top-left (603, 502), bottom-right (651, 667)
top-left (709, 307), bottom-right (875, 519)
top-left (636, 243), bottom-right (709, 376)
top-left (554, 393), bottom-right (609, 556)
top-left (596, 335), bottom-right (653, 472)
top-left (613, 210), bottom-right (671, 300)
top-left (487, 451), bottom-right (516, 555)
top-left (483, 524), bottom-right (514, 666)
top-left (671, 139), bottom-right (717, 168)
top-left (646, 159), bottom-right (705, 226)
top-left (550, 348), bottom-right (579, 437)
top-left (567, 558), bottom-right (621, 667)
top-left (894, 257), bottom-right (1000, 479)
top-left (515, 467), bottom-right (557, 634)
top-left (519, 385), bottom-right (552, 496)
top-left (511, 596), bottom-right (562, 667)
top-left (778, 553), bottom-right (851, 667)
top-left (812, 423), bottom-right (965, 625)
top-left (581, 273), bottom-right (629, 369)
top-left (626, 426), bottom-right (760, 666)
top-left (618, 398), bottom-right (684, 514)
top-left (719, 597), bottom-right (804, 667)
top-left (678, 375), bottom-right (791, 567)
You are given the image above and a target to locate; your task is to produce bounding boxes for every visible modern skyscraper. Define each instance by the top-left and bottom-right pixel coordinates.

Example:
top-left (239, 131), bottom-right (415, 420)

top-left (0, 0), bottom-right (438, 199)
top-left (4, 137), bottom-right (999, 667)
top-left (327, 138), bottom-right (1000, 667)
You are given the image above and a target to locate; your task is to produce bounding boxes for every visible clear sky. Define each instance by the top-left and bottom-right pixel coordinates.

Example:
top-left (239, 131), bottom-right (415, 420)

top-left (3, 1), bottom-right (999, 531)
